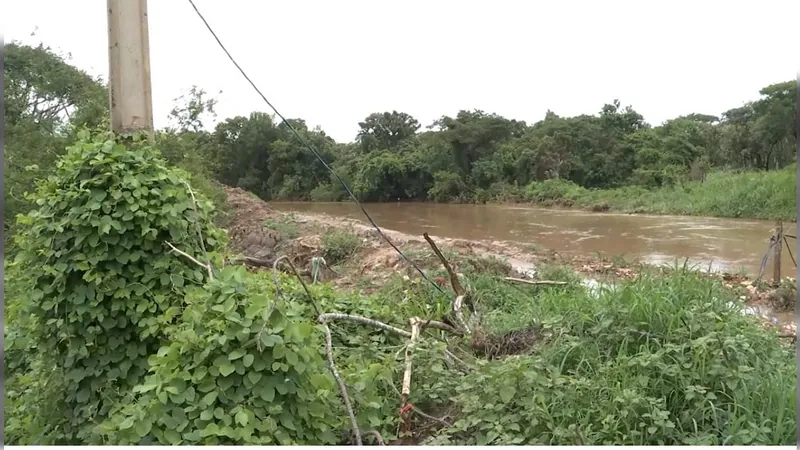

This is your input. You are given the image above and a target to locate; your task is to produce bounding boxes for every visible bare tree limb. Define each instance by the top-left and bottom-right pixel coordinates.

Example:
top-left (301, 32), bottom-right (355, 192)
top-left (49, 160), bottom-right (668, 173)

top-left (319, 313), bottom-right (412, 338)
top-left (164, 241), bottom-right (213, 280)
top-left (317, 313), bottom-right (460, 338)
top-left (272, 255), bottom-right (321, 317)
top-left (423, 233), bottom-right (465, 296)
top-left (361, 430), bottom-right (386, 446)
top-left (321, 322), bottom-right (362, 446)
top-left (502, 277), bottom-right (568, 286)
top-left (234, 255), bottom-right (275, 267)
top-left (783, 235), bottom-right (796, 268)
top-left (181, 179), bottom-right (212, 271)
top-left (452, 295), bottom-right (470, 334)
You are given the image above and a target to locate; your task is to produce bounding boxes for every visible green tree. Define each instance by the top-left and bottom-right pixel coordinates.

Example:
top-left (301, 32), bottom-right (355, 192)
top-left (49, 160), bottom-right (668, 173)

top-left (356, 111), bottom-right (421, 152)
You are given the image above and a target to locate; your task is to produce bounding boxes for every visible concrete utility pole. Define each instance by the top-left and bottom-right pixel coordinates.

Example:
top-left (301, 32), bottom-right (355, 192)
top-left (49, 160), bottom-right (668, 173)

top-left (107, 0), bottom-right (154, 138)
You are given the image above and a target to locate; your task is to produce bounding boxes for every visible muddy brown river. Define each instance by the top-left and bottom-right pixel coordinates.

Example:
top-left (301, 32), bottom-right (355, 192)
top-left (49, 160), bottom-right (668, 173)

top-left (271, 202), bottom-right (797, 278)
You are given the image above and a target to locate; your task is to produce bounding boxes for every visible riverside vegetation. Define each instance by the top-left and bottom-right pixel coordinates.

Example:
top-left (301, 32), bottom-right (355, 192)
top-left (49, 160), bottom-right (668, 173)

top-left (3, 42), bottom-right (797, 254)
top-left (3, 130), bottom-right (796, 445)
top-left (2, 41), bottom-right (797, 445)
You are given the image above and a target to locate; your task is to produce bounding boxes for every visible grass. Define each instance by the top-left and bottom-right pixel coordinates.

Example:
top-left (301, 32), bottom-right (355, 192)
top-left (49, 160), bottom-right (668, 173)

top-left (319, 255), bottom-right (795, 444)
top-left (420, 269), bottom-right (796, 445)
top-left (263, 214), bottom-right (300, 239)
top-left (321, 230), bottom-right (363, 265)
top-left (6, 254), bottom-right (795, 445)
top-left (522, 165), bottom-right (797, 221)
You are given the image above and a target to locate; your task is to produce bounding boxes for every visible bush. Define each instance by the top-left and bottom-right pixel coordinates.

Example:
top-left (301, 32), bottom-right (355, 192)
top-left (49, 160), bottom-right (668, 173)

top-left (321, 231), bottom-right (362, 265)
top-left (8, 130), bottom-right (225, 443)
top-left (524, 179), bottom-right (587, 205)
top-left (99, 267), bottom-right (342, 445)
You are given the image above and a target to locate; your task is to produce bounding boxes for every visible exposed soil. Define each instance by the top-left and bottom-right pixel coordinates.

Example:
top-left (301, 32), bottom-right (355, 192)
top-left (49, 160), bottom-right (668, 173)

top-left (221, 186), bottom-right (796, 337)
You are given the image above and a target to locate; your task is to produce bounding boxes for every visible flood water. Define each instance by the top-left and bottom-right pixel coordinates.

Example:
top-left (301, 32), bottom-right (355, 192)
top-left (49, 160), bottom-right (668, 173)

top-left (271, 202), bottom-right (797, 278)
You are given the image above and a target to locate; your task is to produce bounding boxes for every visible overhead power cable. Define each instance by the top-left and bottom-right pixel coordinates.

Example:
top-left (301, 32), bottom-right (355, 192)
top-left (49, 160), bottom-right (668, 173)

top-left (186, 0), bottom-right (448, 297)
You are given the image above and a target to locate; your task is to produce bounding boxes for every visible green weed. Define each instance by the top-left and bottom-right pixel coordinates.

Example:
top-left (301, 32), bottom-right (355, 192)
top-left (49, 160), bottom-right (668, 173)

top-left (321, 230), bottom-right (363, 265)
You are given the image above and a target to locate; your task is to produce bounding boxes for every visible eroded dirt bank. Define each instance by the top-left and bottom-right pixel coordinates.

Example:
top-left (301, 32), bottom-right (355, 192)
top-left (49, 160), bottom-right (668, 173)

top-left (221, 186), bottom-right (796, 337)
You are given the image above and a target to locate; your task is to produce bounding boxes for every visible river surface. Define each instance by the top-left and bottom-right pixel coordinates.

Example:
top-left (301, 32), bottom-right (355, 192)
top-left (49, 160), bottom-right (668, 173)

top-left (271, 202), bottom-right (796, 278)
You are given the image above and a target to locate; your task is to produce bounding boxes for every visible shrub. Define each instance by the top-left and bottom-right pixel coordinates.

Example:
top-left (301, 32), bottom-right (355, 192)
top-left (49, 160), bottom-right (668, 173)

top-left (10, 130), bottom-right (225, 443)
top-left (99, 267), bottom-right (342, 445)
top-left (321, 230), bottom-right (362, 265)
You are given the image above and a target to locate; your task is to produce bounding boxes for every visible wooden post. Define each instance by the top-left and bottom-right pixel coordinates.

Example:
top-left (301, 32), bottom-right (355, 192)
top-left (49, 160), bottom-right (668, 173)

top-left (107, 0), bottom-right (154, 139)
top-left (773, 221), bottom-right (783, 283)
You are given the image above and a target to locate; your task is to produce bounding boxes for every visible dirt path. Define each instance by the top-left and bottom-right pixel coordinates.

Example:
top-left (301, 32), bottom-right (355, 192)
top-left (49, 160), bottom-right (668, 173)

top-left (221, 186), bottom-right (796, 336)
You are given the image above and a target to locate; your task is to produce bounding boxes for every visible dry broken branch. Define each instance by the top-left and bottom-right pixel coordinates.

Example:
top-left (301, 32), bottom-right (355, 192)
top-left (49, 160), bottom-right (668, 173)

top-left (234, 255), bottom-right (276, 267)
top-left (423, 233), bottom-right (465, 296)
top-left (502, 277), bottom-right (568, 286)
top-left (164, 241), bottom-right (214, 280)
top-left (317, 313), bottom-right (461, 338)
top-left (452, 295), bottom-right (470, 334)
top-left (783, 235), bottom-right (796, 267)
top-left (272, 255), bottom-right (321, 317)
top-left (361, 430), bottom-right (386, 445)
top-left (321, 322), bottom-right (362, 446)
top-left (181, 179), bottom-right (211, 263)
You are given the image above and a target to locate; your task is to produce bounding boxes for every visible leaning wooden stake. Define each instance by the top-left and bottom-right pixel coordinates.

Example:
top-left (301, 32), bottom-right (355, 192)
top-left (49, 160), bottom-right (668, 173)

top-left (401, 318), bottom-right (422, 399)
top-left (773, 221), bottom-right (783, 283)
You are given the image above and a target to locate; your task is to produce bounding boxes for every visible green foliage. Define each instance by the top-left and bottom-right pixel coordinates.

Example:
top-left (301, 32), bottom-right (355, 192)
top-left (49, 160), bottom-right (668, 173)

top-left (263, 214), bottom-right (299, 240)
top-left (10, 130), bottom-right (224, 443)
top-left (521, 164), bottom-right (796, 220)
top-left (428, 270), bottom-right (796, 445)
top-left (99, 267), bottom-right (342, 445)
top-left (321, 231), bottom-right (363, 265)
top-left (4, 41), bottom-right (109, 248)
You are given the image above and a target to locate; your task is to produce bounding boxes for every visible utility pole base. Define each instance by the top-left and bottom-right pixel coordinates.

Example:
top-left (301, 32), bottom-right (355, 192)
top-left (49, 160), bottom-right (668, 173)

top-left (107, 0), bottom-right (154, 138)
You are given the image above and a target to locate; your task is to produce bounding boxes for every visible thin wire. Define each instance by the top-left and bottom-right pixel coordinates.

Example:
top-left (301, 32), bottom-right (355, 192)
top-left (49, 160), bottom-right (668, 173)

top-left (186, 0), bottom-right (448, 298)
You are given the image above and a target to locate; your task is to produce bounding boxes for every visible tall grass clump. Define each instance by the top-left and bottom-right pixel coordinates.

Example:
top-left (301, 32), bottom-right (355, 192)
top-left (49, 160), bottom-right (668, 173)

top-left (426, 269), bottom-right (796, 445)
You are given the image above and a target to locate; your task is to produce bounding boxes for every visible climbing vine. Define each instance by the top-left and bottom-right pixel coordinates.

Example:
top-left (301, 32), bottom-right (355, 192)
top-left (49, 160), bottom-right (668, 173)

top-left (12, 130), bottom-right (224, 442)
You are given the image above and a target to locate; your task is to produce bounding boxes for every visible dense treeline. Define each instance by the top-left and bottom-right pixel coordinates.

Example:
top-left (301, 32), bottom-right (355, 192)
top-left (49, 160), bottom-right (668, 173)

top-left (177, 84), bottom-right (796, 206)
top-left (4, 41), bottom-right (797, 247)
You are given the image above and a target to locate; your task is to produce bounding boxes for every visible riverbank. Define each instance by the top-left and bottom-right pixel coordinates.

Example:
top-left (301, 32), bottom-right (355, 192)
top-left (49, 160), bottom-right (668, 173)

top-left (221, 185), bottom-right (797, 445)
top-left (519, 166), bottom-right (797, 221)
top-left (6, 180), bottom-right (795, 445)
top-left (223, 186), bottom-right (796, 332)
top-left (301, 165), bottom-right (797, 222)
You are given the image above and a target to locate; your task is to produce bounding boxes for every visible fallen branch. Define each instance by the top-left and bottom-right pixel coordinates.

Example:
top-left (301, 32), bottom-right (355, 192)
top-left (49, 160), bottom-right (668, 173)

top-left (502, 277), bottom-right (568, 286)
top-left (234, 255), bottom-right (276, 267)
top-left (165, 241), bottom-right (214, 280)
top-left (360, 430), bottom-right (385, 446)
top-left (410, 405), bottom-right (452, 427)
top-left (443, 349), bottom-right (472, 373)
top-left (317, 313), bottom-right (461, 337)
top-left (321, 321), bottom-right (362, 446)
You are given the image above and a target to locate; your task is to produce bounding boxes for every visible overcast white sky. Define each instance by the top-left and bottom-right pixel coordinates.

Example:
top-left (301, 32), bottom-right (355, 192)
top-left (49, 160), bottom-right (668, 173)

top-left (4, 0), bottom-right (798, 142)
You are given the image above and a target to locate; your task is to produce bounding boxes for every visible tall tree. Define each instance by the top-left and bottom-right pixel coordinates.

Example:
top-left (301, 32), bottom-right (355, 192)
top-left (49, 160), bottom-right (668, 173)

top-left (356, 111), bottom-right (421, 152)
